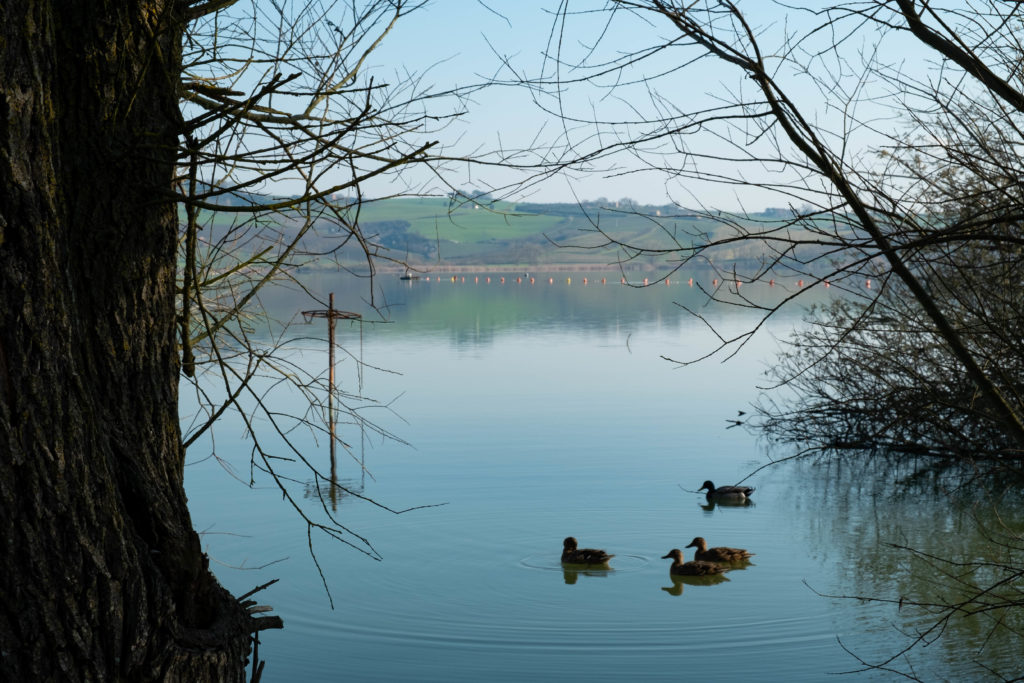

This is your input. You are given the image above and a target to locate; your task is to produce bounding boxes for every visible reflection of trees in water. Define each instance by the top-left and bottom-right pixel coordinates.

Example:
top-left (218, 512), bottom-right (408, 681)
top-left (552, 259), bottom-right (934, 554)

top-left (266, 269), bottom-right (823, 345)
top-left (784, 458), bottom-right (1024, 679)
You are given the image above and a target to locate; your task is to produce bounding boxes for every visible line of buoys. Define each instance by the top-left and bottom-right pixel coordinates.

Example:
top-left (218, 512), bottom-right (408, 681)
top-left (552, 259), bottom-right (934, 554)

top-left (409, 275), bottom-right (870, 288)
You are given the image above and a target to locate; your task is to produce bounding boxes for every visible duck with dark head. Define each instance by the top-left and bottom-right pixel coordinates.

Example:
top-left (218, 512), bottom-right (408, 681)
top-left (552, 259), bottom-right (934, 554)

top-left (661, 548), bottom-right (728, 576)
top-left (561, 537), bottom-right (614, 566)
top-left (699, 480), bottom-right (754, 501)
top-left (686, 536), bottom-right (753, 563)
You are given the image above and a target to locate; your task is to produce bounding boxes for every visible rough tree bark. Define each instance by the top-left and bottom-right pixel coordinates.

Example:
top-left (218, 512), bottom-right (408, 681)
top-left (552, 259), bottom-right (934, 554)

top-left (1, 2), bottom-right (257, 680)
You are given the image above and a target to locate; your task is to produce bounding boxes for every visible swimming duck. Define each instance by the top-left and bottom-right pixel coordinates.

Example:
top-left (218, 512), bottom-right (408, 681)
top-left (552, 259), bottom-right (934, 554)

top-left (699, 480), bottom-right (754, 500)
top-left (685, 536), bottom-right (753, 563)
top-left (661, 548), bottom-right (727, 576)
top-left (561, 537), bottom-right (614, 565)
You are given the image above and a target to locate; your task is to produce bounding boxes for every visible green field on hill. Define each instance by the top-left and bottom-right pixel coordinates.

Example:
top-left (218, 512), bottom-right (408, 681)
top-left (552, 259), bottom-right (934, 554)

top-left (353, 196), bottom-right (750, 267)
top-left (357, 197), bottom-right (562, 243)
top-left (183, 194), bottom-right (829, 272)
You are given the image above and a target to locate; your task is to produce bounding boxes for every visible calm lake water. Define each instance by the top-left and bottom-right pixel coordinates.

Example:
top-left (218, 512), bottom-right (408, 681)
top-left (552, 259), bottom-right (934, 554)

top-left (183, 272), bottom-right (1023, 682)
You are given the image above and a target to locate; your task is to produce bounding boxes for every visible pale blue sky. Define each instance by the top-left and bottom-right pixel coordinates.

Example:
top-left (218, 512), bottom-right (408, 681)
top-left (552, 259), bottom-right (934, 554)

top-left (355, 2), bottom-right (930, 211)
top-left (370, 1), bottom-right (751, 207)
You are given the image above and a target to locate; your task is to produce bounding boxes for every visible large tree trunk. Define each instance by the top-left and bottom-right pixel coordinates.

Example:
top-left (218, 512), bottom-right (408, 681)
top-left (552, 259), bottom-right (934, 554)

top-left (1, 2), bottom-right (254, 680)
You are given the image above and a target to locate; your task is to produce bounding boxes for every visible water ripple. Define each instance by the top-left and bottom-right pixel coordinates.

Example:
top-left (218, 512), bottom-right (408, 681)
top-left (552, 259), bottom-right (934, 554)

top-left (518, 552), bottom-right (650, 573)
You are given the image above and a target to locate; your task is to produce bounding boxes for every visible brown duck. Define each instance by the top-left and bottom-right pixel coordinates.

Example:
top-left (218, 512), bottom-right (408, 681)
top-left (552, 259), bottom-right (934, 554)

top-left (661, 548), bottom-right (727, 576)
top-left (561, 537), bottom-right (614, 565)
top-left (699, 480), bottom-right (754, 501)
top-left (685, 536), bottom-right (753, 563)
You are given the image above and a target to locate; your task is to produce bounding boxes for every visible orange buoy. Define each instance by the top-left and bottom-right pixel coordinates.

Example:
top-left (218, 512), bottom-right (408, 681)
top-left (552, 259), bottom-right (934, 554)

top-left (500, 277), bottom-right (505, 283)
top-left (601, 277), bottom-right (606, 284)
top-left (530, 277), bottom-right (535, 284)
top-left (769, 279), bottom-right (775, 286)
top-left (643, 278), bottom-right (649, 285)
top-left (798, 279), bottom-right (804, 287)
top-left (583, 278), bottom-right (588, 285)
top-left (621, 277), bottom-right (626, 284)
top-left (713, 278), bottom-right (718, 286)
top-left (866, 278), bottom-right (871, 289)
top-left (688, 277), bottom-right (693, 286)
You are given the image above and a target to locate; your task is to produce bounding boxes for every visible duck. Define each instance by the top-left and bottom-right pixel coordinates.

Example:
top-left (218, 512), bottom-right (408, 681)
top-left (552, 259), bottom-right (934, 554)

top-left (685, 536), bottom-right (753, 563)
top-left (561, 537), bottom-right (614, 565)
top-left (661, 548), bottom-right (727, 576)
top-left (699, 480), bottom-right (754, 501)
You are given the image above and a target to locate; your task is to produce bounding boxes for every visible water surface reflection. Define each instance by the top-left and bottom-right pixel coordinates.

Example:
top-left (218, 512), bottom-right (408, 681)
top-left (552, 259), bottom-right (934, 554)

top-left (185, 273), bottom-right (1021, 682)
top-left (770, 458), bottom-right (1024, 680)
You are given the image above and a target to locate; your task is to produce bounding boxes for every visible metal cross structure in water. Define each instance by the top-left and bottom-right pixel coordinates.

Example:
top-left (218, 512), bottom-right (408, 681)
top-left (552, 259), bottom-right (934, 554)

top-left (301, 292), bottom-right (361, 481)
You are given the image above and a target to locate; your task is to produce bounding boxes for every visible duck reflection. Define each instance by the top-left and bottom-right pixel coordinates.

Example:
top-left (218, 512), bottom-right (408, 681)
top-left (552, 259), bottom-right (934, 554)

top-left (559, 537), bottom-right (615, 584)
top-left (661, 572), bottom-right (730, 596)
top-left (561, 566), bottom-right (614, 584)
top-left (700, 497), bottom-right (755, 513)
top-left (662, 576), bottom-right (684, 596)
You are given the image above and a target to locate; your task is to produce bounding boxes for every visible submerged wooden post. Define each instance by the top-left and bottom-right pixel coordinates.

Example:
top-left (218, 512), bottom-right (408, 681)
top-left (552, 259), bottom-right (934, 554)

top-left (302, 293), bottom-right (361, 481)
top-left (328, 293), bottom-right (336, 479)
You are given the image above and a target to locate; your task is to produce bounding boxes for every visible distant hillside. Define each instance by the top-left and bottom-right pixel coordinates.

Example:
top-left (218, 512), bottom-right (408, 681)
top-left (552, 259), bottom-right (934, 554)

top-left (183, 194), bottom-right (833, 273)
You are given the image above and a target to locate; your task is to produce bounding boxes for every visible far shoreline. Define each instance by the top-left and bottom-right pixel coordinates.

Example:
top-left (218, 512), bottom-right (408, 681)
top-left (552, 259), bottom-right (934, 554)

top-left (379, 262), bottom-right (679, 274)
